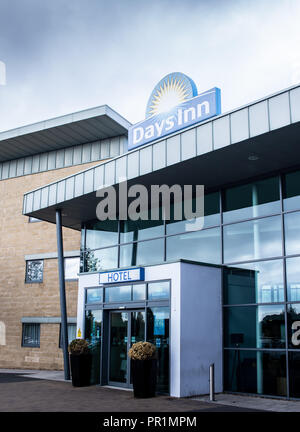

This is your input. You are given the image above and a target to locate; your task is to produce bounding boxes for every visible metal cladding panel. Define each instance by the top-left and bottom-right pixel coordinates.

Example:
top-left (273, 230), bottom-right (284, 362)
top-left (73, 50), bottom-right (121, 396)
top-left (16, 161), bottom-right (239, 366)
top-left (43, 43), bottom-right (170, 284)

top-left (290, 87), bottom-right (300, 123)
top-left (181, 128), bottom-right (196, 161)
top-left (66, 177), bottom-right (75, 200)
top-left (127, 151), bottom-right (139, 179)
top-left (230, 108), bottom-right (249, 144)
top-left (167, 135), bottom-right (180, 166)
top-left (84, 169), bottom-right (94, 194)
top-left (249, 101), bottom-right (269, 137)
top-left (94, 165), bottom-right (104, 191)
top-left (33, 189), bottom-right (41, 211)
top-left (153, 140), bottom-right (166, 171)
top-left (196, 122), bottom-right (213, 155)
top-left (116, 156), bottom-right (127, 182)
top-left (139, 145), bottom-right (152, 175)
top-left (269, 93), bottom-right (291, 130)
top-left (57, 181), bottom-right (66, 203)
top-left (213, 115), bottom-right (230, 150)
top-left (104, 160), bottom-right (115, 186)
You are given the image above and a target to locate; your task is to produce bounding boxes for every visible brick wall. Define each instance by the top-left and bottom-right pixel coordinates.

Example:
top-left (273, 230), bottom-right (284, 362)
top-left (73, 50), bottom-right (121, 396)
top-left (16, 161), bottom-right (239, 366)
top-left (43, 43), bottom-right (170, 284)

top-left (0, 160), bottom-right (102, 370)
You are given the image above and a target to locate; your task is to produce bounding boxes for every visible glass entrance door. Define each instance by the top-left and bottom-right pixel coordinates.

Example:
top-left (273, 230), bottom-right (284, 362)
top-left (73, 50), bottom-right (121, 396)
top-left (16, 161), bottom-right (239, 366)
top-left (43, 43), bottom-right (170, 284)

top-left (109, 310), bottom-right (145, 387)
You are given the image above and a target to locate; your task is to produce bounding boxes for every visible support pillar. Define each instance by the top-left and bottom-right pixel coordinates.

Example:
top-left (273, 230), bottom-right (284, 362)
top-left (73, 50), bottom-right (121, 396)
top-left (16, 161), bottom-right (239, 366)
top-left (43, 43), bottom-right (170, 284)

top-left (56, 209), bottom-right (70, 380)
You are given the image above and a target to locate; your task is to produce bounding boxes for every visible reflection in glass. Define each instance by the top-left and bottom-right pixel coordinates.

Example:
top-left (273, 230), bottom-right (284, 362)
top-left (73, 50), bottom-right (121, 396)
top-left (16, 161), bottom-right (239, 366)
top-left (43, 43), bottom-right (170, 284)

top-left (223, 177), bottom-right (280, 224)
top-left (224, 305), bottom-right (285, 349)
top-left (132, 284), bottom-right (146, 301)
top-left (85, 309), bottom-right (102, 385)
top-left (109, 312), bottom-right (128, 383)
top-left (83, 247), bottom-right (118, 272)
top-left (136, 239), bottom-right (164, 266)
top-left (148, 281), bottom-right (170, 300)
top-left (286, 257), bottom-right (300, 301)
top-left (287, 304), bottom-right (300, 349)
top-left (86, 220), bottom-right (119, 249)
top-left (120, 212), bottom-right (164, 243)
top-left (289, 352), bottom-right (300, 398)
top-left (86, 288), bottom-right (103, 304)
top-left (224, 350), bottom-right (286, 396)
top-left (166, 227), bottom-right (221, 264)
top-left (224, 260), bottom-right (284, 305)
top-left (223, 216), bottom-right (282, 263)
top-left (147, 307), bottom-right (170, 394)
top-left (166, 192), bottom-right (220, 234)
top-left (105, 285), bottom-right (131, 303)
top-left (283, 170), bottom-right (300, 211)
top-left (284, 212), bottom-right (300, 256)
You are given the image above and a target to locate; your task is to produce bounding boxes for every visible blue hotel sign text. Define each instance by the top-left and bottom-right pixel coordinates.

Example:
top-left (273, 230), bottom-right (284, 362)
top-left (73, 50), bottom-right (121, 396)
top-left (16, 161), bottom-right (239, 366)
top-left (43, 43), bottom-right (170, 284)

top-left (128, 73), bottom-right (221, 151)
top-left (99, 267), bottom-right (145, 284)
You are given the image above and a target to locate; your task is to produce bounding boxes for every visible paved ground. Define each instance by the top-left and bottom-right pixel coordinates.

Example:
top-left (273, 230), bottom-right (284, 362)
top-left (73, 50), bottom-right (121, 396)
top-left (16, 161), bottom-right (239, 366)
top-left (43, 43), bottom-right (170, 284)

top-left (0, 370), bottom-right (260, 412)
top-left (196, 393), bottom-right (300, 413)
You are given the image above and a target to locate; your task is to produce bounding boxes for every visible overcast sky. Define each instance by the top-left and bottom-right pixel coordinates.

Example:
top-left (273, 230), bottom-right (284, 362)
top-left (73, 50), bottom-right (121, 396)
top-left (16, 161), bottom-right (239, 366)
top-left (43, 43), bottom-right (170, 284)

top-left (0, 0), bottom-right (299, 132)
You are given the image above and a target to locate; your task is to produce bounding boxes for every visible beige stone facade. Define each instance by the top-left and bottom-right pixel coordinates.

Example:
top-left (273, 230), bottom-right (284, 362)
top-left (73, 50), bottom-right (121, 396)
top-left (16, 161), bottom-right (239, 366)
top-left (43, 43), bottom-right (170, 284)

top-left (0, 160), bottom-right (102, 370)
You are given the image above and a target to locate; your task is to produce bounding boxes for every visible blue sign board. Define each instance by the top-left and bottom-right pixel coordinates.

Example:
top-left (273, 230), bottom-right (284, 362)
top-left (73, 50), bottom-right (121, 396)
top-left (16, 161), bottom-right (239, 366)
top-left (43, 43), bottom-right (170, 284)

top-left (99, 267), bottom-right (145, 284)
top-left (128, 72), bottom-right (221, 151)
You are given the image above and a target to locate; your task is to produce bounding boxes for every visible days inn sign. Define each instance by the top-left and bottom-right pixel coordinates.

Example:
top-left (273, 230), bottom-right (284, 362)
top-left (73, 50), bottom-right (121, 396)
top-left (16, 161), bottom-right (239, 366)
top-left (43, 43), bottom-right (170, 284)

top-left (128, 72), bottom-right (221, 151)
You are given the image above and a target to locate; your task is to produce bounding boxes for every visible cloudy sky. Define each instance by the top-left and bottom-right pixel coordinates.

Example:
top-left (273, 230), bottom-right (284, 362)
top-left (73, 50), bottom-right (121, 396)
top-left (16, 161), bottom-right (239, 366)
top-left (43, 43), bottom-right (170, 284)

top-left (0, 0), bottom-right (299, 132)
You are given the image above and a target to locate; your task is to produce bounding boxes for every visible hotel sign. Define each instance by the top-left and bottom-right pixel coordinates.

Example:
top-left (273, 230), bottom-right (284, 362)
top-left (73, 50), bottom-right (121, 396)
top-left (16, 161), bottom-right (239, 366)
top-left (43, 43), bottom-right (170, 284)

top-left (99, 267), bottom-right (145, 284)
top-left (128, 72), bottom-right (221, 151)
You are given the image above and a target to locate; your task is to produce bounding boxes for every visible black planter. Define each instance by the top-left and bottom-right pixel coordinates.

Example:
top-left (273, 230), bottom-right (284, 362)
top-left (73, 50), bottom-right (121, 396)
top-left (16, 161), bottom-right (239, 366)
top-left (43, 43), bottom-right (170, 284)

top-left (131, 359), bottom-right (157, 398)
top-left (70, 353), bottom-right (92, 387)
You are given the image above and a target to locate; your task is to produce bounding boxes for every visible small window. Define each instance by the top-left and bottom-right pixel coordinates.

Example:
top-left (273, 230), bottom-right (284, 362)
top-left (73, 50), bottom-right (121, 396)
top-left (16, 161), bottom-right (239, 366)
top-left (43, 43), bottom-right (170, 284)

top-left (64, 257), bottom-right (80, 280)
top-left (25, 260), bottom-right (44, 283)
top-left (22, 323), bottom-right (40, 347)
top-left (59, 323), bottom-right (77, 348)
top-left (148, 281), bottom-right (170, 300)
top-left (29, 217), bottom-right (41, 223)
top-left (86, 287), bottom-right (103, 304)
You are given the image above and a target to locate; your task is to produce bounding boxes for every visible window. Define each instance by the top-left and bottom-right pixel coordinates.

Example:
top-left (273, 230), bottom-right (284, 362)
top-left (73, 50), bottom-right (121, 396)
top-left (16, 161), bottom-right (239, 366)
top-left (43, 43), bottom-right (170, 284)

top-left (284, 211), bottom-right (300, 256)
top-left (223, 216), bottom-right (282, 263)
top-left (224, 260), bottom-right (284, 305)
top-left (85, 220), bottom-right (119, 249)
top-left (25, 260), bottom-right (44, 283)
top-left (64, 257), bottom-right (80, 280)
top-left (86, 287), bottom-right (103, 304)
top-left (283, 170), bottom-right (300, 211)
top-left (22, 323), bottom-right (40, 347)
top-left (166, 227), bottom-right (221, 265)
top-left (28, 217), bottom-right (41, 223)
top-left (223, 177), bottom-right (280, 224)
top-left (59, 323), bottom-right (77, 348)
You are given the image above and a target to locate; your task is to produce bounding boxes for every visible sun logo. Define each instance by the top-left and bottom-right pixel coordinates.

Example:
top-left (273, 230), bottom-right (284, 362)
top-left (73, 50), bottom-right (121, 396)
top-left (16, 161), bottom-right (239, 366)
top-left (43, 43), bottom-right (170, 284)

top-left (146, 72), bottom-right (198, 118)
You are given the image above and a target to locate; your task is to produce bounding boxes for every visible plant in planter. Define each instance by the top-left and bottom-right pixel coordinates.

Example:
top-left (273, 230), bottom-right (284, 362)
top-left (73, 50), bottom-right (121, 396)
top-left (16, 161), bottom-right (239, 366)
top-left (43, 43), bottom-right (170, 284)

top-left (128, 341), bottom-right (157, 398)
top-left (68, 338), bottom-right (92, 387)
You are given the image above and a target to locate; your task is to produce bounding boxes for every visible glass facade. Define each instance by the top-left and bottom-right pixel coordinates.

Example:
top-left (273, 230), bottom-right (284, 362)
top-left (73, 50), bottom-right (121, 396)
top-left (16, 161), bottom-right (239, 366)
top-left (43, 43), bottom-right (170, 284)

top-left (80, 169), bottom-right (300, 399)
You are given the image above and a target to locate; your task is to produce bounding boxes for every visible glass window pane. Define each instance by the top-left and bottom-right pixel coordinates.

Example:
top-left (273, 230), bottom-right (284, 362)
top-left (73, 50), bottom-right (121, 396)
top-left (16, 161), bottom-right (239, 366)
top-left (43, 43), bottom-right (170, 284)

top-left (86, 220), bottom-right (119, 249)
top-left (148, 281), bottom-right (170, 300)
top-left (284, 211), bottom-right (300, 256)
top-left (283, 170), bottom-right (300, 211)
top-left (86, 288), bottom-right (103, 304)
top-left (59, 324), bottom-right (77, 347)
top-left (286, 257), bottom-right (300, 301)
top-left (83, 247), bottom-right (118, 272)
top-left (136, 239), bottom-right (164, 266)
top-left (224, 350), bottom-right (286, 396)
top-left (26, 260), bottom-right (44, 283)
top-left (64, 257), bottom-right (80, 280)
top-left (132, 284), bottom-right (146, 301)
top-left (85, 309), bottom-right (102, 385)
top-left (166, 192), bottom-right (220, 235)
top-left (223, 216), bottom-right (282, 263)
top-left (120, 212), bottom-right (164, 243)
top-left (224, 260), bottom-right (284, 305)
top-left (223, 177), bottom-right (280, 224)
top-left (224, 305), bottom-right (285, 349)
top-left (147, 307), bottom-right (170, 394)
top-left (287, 304), bottom-right (300, 349)
top-left (120, 243), bottom-right (137, 267)
top-left (166, 227), bottom-right (221, 265)
top-left (289, 352), bottom-right (300, 398)
top-left (22, 323), bottom-right (40, 347)
top-left (105, 285), bottom-right (131, 302)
